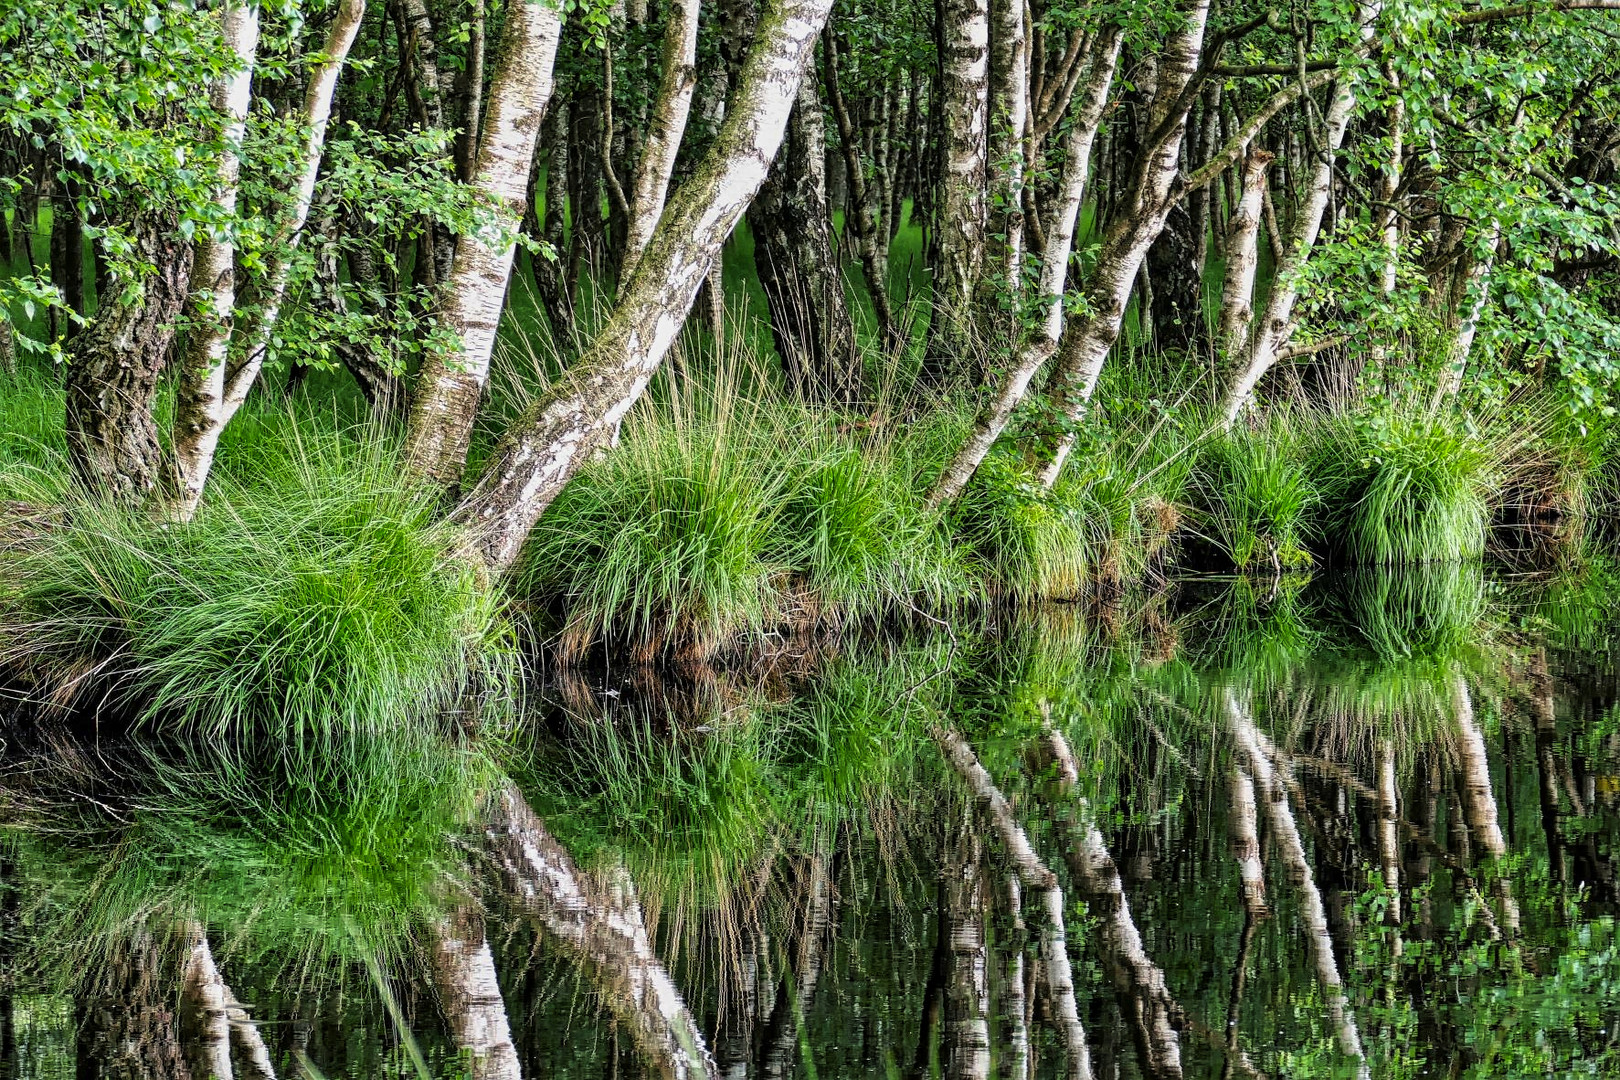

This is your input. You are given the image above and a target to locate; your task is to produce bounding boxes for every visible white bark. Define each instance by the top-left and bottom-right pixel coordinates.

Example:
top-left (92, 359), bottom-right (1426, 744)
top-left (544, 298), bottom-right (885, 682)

top-left (620, 0), bottom-right (703, 286)
top-left (1433, 221), bottom-right (1501, 405)
top-left (1224, 689), bottom-right (1368, 1079)
top-left (178, 921), bottom-right (279, 1080)
top-left (924, 27), bottom-right (1120, 506)
top-left (455, 0), bottom-right (835, 572)
top-left (1229, 764), bottom-right (1268, 918)
top-left (1216, 148), bottom-right (1273, 360)
top-left (169, 0), bottom-right (364, 517)
top-left (1377, 739), bottom-right (1402, 924)
top-left (487, 783), bottom-right (718, 1079)
top-left (428, 913), bottom-right (523, 1080)
top-left (932, 0), bottom-right (991, 353)
top-left (1219, 1), bottom-right (1382, 426)
top-left (1034, 0), bottom-right (1212, 485)
top-left (1451, 673), bottom-right (1522, 935)
top-left (934, 726), bottom-right (1094, 1080)
top-left (986, 0), bottom-right (1028, 293)
top-left (404, 0), bottom-right (567, 485)
top-left (167, 0), bottom-right (259, 515)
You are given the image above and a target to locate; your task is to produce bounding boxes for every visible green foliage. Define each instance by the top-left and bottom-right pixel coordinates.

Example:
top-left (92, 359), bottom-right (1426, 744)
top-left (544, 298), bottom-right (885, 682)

top-left (1310, 403), bottom-right (1507, 564)
top-left (3, 433), bottom-right (511, 748)
top-left (1196, 416), bottom-right (1320, 571)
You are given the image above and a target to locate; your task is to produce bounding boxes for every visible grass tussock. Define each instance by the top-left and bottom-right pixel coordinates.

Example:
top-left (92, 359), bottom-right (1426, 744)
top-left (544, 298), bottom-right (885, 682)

top-left (2, 432), bottom-right (510, 746)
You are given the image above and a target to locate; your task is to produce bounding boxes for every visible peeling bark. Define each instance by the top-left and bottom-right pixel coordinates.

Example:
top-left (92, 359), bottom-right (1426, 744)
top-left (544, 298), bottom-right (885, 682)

top-left (403, 0), bottom-right (566, 486)
top-left (454, 0), bottom-right (835, 572)
top-left (169, 0), bottom-right (366, 517)
top-left (428, 910), bottom-right (523, 1080)
top-left (620, 0), bottom-right (703, 285)
top-left (486, 783), bottom-right (717, 1079)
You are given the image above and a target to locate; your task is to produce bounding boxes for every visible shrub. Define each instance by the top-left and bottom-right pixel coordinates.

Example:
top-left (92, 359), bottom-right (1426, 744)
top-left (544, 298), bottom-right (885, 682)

top-left (1195, 417), bottom-right (1319, 571)
top-left (3, 435), bottom-right (509, 748)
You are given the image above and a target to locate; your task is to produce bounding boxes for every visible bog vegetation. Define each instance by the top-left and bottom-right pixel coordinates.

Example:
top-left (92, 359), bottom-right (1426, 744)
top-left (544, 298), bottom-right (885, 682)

top-left (5, 0), bottom-right (1620, 692)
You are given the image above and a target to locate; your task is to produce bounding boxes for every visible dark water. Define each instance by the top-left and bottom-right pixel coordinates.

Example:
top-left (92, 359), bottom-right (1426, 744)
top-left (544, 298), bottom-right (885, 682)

top-left (2, 567), bottom-right (1618, 1079)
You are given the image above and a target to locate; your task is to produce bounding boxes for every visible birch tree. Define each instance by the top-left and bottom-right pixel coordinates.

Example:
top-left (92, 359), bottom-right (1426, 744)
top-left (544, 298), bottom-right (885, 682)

top-left (403, 0), bottom-right (568, 486)
top-left (452, 0), bottom-right (837, 572)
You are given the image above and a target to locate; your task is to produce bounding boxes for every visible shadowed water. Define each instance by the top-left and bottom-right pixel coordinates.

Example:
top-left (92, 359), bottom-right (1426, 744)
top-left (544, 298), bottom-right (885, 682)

top-left (1, 567), bottom-right (1617, 1079)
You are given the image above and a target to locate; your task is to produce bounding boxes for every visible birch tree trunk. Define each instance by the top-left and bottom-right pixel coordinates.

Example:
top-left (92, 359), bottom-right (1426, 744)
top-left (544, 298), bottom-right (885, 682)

top-left (756, 853), bottom-right (834, 1080)
top-left (619, 0), bottom-right (703, 286)
top-left (983, 0), bottom-right (1027, 301)
top-left (1218, 1), bottom-right (1382, 426)
top-left (485, 784), bottom-right (718, 1079)
top-left (1032, 0), bottom-right (1212, 484)
top-left (923, 0), bottom-right (990, 381)
top-left (941, 813), bottom-right (991, 1080)
top-left (1433, 222), bottom-right (1502, 405)
top-left (64, 212), bottom-right (192, 502)
top-left (1040, 729), bottom-right (1181, 1080)
top-left (168, 0), bottom-right (365, 517)
top-left (1215, 148), bottom-right (1274, 360)
top-left (453, 0), bottom-right (835, 573)
top-left (935, 726), bottom-right (1095, 1080)
top-left (1229, 763), bottom-right (1269, 918)
top-left (1224, 688), bottom-right (1369, 1080)
top-left (924, 28), bottom-right (1121, 506)
top-left (428, 910), bottom-right (523, 1080)
top-left (402, 0), bottom-right (566, 486)
top-left (1451, 672), bottom-right (1522, 935)
top-left (177, 921), bottom-right (279, 1080)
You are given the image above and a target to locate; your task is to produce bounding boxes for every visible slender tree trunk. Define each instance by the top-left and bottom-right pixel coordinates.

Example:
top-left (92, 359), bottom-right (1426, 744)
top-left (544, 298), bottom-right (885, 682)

top-left (748, 76), bottom-right (863, 404)
top-left (1432, 222), bottom-right (1502, 405)
top-left (428, 910), bottom-right (523, 1080)
top-left (1451, 673), bottom-right (1522, 935)
top-left (824, 30), bottom-right (902, 354)
top-left (936, 726), bottom-right (1094, 1080)
top-left (177, 921), bottom-right (278, 1080)
top-left (1224, 689), bottom-right (1368, 1080)
top-left (620, 0), bottom-right (703, 286)
top-left (1228, 762), bottom-right (1269, 918)
top-left (1033, 0), bottom-right (1212, 484)
top-left (452, 0), bottom-right (835, 573)
top-left (65, 212), bottom-right (192, 502)
top-left (1215, 148), bottom-right (1274, 360)
top-left (923, 0), bottom-right (990, 382)
top-left (923, 27), bottom-right (1121, 506)
top-left (528, 101), bottom-right (578, 350)
top-left (1218, 0), bottom-right (1381, 425)
top-left (1377, 738), bottom-right (1402, 924)
top-left (485, 784), bottom-right (718, 1079)
top-left (756, 853), bottom-right (834, 1079)
top-left (941, 813), bottom-right (991, 1080)
top-left (983, 0), bottom-right (1027, 303)
top-left (168, 0), bottom-right (365, 517)
top-left (1040, 729), bottom-right (1181, 1080)
top-left (456, 0), bottom-right (488, 184)
top-left (402, 0), bottom-right (566, 486)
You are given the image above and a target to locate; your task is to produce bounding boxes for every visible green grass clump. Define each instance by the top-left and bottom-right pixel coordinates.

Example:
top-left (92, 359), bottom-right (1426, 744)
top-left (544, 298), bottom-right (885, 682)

top-left (521, 393), bottom-right (788, 660)
top-left (3, 436), bottom-right (508, 748)
top-left (953, 450), bottom-right (1092, 601)
top-left (1311, 405), bottom-right (1506, 564)
top-left (517, 359), bottom-right (970, 658)
top-left (1195, 417), bottom-right (1319, 571)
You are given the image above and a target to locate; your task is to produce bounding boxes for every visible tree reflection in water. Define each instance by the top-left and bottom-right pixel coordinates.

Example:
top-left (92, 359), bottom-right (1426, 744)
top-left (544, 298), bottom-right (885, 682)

top-left (1, 568), bottom-right (1617, 1079)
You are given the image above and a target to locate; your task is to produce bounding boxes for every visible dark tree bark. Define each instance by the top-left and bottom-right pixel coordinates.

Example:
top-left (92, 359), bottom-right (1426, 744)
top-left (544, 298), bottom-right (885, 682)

top-left (64, 212), bottom-right (192, 502)
top-left (1146, 201), bottom-right (1206, 354)
top-left (74, 932), bottom-right (192, 1080)
top-left (748, 76), bottom-right (863, 405)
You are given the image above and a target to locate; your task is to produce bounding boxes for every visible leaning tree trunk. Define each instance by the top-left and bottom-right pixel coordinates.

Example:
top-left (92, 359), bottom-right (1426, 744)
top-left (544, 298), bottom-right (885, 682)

top-left (1218, 0), bottom-right (1381, 425)
top-left (747, 76), bottom-right (863, 405)
top-left (168, 0), bottom-right (365, 517)
top-left (485, 784), bottom-right (718, 1079)
top-left (453, 0), bottom-right (836, 573)
top-left (619, 0), bottom-right (703, 286)
top-left (64, 211), bottom-right (192, 502)
top-left (428, 910), bottom-right (523, 1080)
top-left (402, 0), bottom-right (566, 487)
top-left (1215, 147), bottom-right (1274, 360)
top-left (922, 0), bottom-right (990, 384)
top-left (923, 27), bottom-right (1121, 506)
top-left (1032, 0), bottom-right (1212, 484)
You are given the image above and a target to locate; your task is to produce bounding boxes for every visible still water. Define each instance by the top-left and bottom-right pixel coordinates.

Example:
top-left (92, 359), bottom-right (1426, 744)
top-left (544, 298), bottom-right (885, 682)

top-left (1, 567), bottom-right (1617, 1079)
